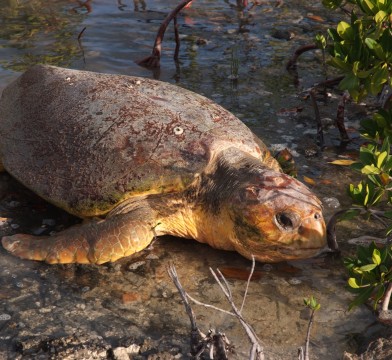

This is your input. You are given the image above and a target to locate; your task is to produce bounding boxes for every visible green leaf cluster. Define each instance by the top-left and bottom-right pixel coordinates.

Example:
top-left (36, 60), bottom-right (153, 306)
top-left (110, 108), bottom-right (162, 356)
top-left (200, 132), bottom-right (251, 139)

top-left (348, 117), bottom-right (392, 210)
top-left (319, 0), bottom-right (392, 313)
top-left (322, 0), bottom-right (392, 101)
top-left (344, 242), bottom-right (392, 309)
top-left (303, 296), bottom-right (321, 311)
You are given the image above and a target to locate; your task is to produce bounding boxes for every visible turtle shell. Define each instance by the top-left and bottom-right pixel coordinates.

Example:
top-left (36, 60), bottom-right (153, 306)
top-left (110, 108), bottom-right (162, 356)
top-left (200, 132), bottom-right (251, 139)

top-left (0, 65), bottom-right (279, 217)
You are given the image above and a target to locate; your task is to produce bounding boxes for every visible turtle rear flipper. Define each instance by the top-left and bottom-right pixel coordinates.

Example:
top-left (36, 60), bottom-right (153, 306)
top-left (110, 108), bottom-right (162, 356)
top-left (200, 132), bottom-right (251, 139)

top-left (1, 211), bottom-right (157, 264)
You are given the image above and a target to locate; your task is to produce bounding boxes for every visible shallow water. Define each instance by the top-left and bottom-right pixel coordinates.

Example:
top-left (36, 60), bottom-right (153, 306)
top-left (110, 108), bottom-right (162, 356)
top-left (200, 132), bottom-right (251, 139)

top-left (0, 0), bottom-right (387, 359)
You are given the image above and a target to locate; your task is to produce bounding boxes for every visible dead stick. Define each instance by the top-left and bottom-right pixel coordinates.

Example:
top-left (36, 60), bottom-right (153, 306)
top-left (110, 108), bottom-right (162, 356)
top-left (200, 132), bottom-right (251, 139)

top-left (313, 75), bottom-right (344, 89)
top-left (240, 255), bottom-right (255, 314)
top-left (137, 0), bottom-right (193, 68)
top-left (382, 282), bottom-right (392, 312)
top-left (186, 293), bottom-right (235, 317)
top-left (286, 44), bottom-right (317, 71)
top-left (77, 27), bottom-right (87, 64)
top-left (309, 88), bottom-right (324, 148)
top-left (167, 264), bottom-right (206, 356)
top-left (210, 268), bottom-right (264, 360)
top-left (173, 16), bottom-right (180, 62)
top-left (304, 309), bottom-right (315, 360)
top-left (336, 91), bottom-right (350, 143)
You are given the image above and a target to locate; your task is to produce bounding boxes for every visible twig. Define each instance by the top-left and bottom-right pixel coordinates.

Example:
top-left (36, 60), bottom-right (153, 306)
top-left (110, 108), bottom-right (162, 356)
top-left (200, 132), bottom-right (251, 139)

top-left (167, 264), bottom-right (206, 356)
top-left (240, 255), bottom-right (255, 314)
top-left (313, 75), bottom-right (344, 89)
top-left (286, 44), bottom-right (318, 71)
top-left (77, 27), bottom-right (87, 64)
top-left (186, 293), bottom-right (235, 317)
top-left (173, 16), bottom-right (180, 62)
top-left (382, 282), bottom-right (392, 312)
top-left (168, 260), bottom-right (265, 359)
top-left (77, 27), bottom-right (87, 41)
top-left (298, 347), bottom-right (304, 360)
top-left (336, 91), bottom-right (350, 143)
top-left (303, 309), bottom-right (315, 360)
top-left (309, 88), bottom-right (324, 149)
top-left (210, 268), bottom-right (265, 360)
top-left (326, 209), bottom-right (355, 252)
top-left (137, 0), bottom-right (193, 68)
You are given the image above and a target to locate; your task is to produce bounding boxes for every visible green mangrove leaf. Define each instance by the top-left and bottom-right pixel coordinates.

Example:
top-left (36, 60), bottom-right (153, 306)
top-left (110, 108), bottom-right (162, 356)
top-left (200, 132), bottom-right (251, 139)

top-left (361, 164), bottom-right (381, 174)
top-left (337, 21), bottom-right (355, 40)
top-left (359, 263), bottom-right (377, 271)
top-left (348, 277), bottom-right (360, 288)
top-left (372, 248), bottom-right (381, 265)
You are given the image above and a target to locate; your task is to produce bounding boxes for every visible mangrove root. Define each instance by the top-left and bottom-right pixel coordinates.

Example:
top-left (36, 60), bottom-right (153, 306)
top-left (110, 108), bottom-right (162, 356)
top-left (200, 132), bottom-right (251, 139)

top-left (137, 0), bottom-right (193, 69)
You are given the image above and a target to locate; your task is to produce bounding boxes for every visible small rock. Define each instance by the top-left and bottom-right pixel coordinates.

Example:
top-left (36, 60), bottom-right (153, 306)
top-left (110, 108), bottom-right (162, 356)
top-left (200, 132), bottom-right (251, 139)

top-left (323, 197), bottom-right (340, 209)
top-left (288, 278), bottom-right (302, 285)
top-left (42, 219), bottom-right (56, 226)
top-left (0, 313), bottom-right (11, 321)
top-left (32, 227), bottom-right (47, 235)
top-left (112, 347), bottom-right (130, 360)
top-left (270, 29), bottom-right (295, 40)
top-left (195, 37), bottom-right (208, 45)
top-left (262, 264), bottom-right (273, 272)
top-left (126, 343), bottom-right (140, 354)
top-left (145, 254), bottom-right (159, 260)
top-left (38, 307), bottom-right (53, 314)
top-left (10, 223), bottom-right (20, 229)
top-left (8, 201), bottom-right (20, 208)
top-left (128, 261), bottom-right (146, 271)
top-left (321, 117), bottom-right (334, 128)
top-left (76, 303), bottom-right (86, 310)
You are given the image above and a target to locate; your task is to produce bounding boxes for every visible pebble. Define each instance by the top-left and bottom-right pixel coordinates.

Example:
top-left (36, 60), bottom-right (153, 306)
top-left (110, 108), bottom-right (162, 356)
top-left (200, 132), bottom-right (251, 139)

top-left (270, 29), bottom-right (294, 40)
top-left (42, 219), bottom-right (56, 226)
top-left (112, 347), bottom-right (129, 360)
top-left (288, 278), bottom-right (302, 285)
top-left (323, 197), bottom-right (340, 209)
top-left (262, 264), bottom-right (273, 272)
top-left (32, 227), bottom-right (47, 235)
top-left (10, 223), bottom-right (20, 229)
top-left (145, 254), bottom-right (159, 260)
top-left (39, 307), bottom-right (54, 313)
top-left (0, 314), bottom-right (11, 321)
top-left (128, 261), bottom-right (146, 271)
top-left (8, 200), bottom-right (20, 208)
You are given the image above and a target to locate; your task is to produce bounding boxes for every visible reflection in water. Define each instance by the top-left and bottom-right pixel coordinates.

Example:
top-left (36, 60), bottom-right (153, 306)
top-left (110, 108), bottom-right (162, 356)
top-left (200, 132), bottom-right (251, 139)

top-left (0, 0), bottom-right (86, 71)
top-left (72, 0), bottom-right (93, 14)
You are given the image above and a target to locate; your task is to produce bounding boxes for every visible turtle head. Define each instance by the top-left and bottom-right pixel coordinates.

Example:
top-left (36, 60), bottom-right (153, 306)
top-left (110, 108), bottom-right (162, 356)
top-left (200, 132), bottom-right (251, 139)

top-left (230, 168), bottom-right (326, 262)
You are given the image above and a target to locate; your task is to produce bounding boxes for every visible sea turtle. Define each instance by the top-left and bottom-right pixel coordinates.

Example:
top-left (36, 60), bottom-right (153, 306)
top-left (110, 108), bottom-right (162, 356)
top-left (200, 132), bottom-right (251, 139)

top-left (0, 65), bottom-right (326, 264)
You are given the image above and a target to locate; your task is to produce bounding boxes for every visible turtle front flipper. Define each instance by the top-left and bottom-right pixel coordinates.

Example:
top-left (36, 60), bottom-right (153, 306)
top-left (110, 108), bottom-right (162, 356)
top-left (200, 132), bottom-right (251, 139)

top-left (1, 211), bottom-right (158, 264)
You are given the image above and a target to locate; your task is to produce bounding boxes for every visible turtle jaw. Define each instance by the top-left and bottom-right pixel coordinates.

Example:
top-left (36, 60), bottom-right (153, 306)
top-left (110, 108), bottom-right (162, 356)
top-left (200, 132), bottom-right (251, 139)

top-left (233, 228), bottom-right (327, 263)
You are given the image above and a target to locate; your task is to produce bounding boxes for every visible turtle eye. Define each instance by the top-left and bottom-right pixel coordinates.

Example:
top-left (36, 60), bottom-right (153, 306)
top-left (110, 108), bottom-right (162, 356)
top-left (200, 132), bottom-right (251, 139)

top-left (275, 212), bottom-right (297, 231)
